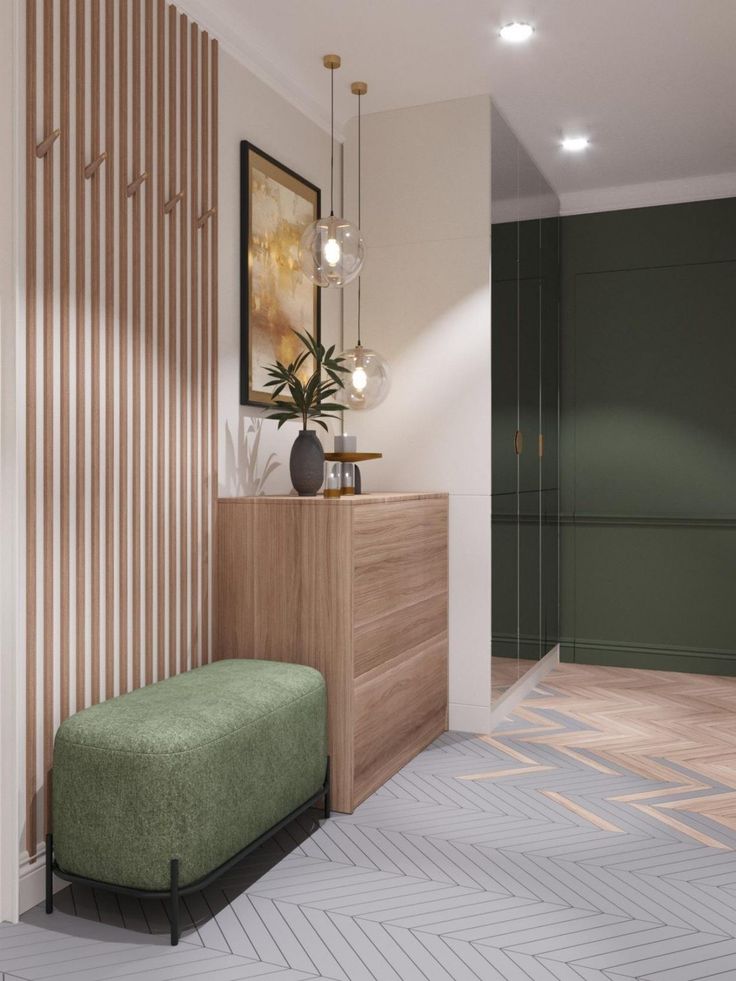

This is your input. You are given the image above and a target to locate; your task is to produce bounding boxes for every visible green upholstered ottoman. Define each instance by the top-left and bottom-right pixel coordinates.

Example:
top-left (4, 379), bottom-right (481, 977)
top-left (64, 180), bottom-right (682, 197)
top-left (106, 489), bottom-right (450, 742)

top-left (48, 659), bottom-right (328, 943)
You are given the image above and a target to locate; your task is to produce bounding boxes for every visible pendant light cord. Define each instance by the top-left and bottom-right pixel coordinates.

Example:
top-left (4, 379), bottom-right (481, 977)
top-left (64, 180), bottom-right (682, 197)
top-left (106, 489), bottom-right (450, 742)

top-left (330, 65), bottom-right (335, 216)
top-left (357, 87), bottom-right (362, 346)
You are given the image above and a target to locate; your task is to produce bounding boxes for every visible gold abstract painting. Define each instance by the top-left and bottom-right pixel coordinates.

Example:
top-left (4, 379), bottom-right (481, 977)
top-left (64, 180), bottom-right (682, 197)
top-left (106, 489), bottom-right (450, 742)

top-left (240, 142), bottom-right (320, 406)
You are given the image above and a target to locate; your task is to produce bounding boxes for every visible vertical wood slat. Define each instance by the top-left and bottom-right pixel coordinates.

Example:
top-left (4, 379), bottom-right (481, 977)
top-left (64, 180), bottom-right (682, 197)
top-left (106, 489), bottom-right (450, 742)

top-left (156, 0), bottom-right (165, 680)
top-left (90, 0), bottom-right (101, 706)
top-left (59, 0), bottom-right (71, 723)
top-left (104, 0), bottom-right (115, 700)
top-left (144, 0), bottom-right (154, 686)
top-left (167, 5), bottom-right (178, 678)
top-left (131, 0), bottom-right (141, 690)
top-left (118, 0), bottom-right (129, 695)
top-left (210, 39), bottom-right (218, 666)
top-left (75, 0), bottom-right (86, 714)
top-left (190, 27), bottom-right (201, 669)
top-left (180, 15), bottom-right (190, 674)
top-left (190, 24), bottom-right (200, 667)
top-left (26, 0), bottom-right (218, 855)
top-left (198, 31), bottom-right (208, 668)
top-left (42, 0), bottom-right (54, 831)
top-left (25, 0), bottom-right (38, 857)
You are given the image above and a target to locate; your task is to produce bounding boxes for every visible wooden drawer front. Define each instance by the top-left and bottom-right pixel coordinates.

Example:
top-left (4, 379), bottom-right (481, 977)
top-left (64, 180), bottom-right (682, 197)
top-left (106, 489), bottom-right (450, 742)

top-left (353, 639), bottom-right (448, 806)
top-left (354, 593), bottom-right (447, 679)
top-left (353, 499), bottom-right (448, 626)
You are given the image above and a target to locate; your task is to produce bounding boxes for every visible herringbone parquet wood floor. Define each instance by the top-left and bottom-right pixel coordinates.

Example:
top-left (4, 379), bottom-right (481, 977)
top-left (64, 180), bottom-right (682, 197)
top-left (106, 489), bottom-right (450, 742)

top-left (3, 662), bottom-right (736, 980)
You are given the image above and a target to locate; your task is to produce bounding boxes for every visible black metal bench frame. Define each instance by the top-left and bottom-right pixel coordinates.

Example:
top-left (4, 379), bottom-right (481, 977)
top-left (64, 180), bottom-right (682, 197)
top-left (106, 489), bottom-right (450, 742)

top-left (46, 758), bottom-right (330, 945)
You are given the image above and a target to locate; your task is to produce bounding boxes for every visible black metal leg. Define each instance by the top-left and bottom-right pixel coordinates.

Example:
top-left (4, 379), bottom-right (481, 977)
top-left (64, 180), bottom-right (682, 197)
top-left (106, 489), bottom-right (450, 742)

top-left (324, 757), bottom-right (331, 820)
top-left (169, 858), bottom-right (179, 946)
top-left (45, 833), bottom-right (53, 914)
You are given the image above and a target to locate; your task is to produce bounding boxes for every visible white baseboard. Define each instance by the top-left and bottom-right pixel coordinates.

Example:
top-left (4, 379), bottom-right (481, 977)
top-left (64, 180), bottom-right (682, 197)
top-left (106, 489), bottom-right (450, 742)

top-left (489, 645), bottom-right (560, 728)
top-left (18, 845), bottom-right (66, 917)
top-left (448, 701), bottom-right (491, 735)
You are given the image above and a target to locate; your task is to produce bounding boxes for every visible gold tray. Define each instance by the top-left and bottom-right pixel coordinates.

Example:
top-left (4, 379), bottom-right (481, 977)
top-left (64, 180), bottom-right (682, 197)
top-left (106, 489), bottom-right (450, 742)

top-left (324, 452), bottom-right (383, 462)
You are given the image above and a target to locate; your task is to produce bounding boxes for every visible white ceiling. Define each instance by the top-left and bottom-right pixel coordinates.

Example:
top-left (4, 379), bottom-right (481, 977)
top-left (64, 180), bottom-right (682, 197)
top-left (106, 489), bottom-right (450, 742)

top-left (182, 0), bottom-right (736, 209)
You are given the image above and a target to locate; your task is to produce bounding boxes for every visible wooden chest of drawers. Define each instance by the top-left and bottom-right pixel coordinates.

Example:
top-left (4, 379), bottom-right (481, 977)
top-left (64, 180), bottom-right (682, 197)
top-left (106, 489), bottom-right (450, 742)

top-left (216, 493), bottom-right (449, 813)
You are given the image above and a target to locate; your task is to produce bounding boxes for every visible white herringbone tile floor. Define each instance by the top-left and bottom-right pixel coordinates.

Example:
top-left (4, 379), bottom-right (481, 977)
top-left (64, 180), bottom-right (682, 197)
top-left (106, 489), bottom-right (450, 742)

top-left (3, 662), bottom-right (736, 980)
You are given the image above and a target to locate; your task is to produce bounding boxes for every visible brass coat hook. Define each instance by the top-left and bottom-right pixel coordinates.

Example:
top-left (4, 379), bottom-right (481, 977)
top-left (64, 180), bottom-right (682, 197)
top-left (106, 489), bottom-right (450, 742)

top-left (197, 207), bottom-right (216, 228)
top-left (35, 128), bottom-right (61, 158)
top-left (84, 151), bottom-right (107, 179)
top-left (126, 171), bottom-right (148, 197)
top-left (164, 190), bottom-right (184, 214)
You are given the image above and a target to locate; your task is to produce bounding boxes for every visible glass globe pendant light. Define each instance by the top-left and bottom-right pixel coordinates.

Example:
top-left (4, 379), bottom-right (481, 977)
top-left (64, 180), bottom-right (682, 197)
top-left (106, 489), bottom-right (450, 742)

top-left (338, 81), bottom-right (390, 411)
top-left (299, 55), bottom-right (365, 288)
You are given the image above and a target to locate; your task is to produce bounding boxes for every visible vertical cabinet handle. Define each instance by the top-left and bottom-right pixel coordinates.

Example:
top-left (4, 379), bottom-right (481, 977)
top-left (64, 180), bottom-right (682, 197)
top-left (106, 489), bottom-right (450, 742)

top-left (514, 430), bottom-right (523, 455)
top-left (538, 433), bottom-right (544, 458)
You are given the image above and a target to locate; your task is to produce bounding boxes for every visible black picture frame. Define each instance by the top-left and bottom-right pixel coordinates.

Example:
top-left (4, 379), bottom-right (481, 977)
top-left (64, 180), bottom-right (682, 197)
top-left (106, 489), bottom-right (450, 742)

top-left (239, 141), bottom-right (321, 407)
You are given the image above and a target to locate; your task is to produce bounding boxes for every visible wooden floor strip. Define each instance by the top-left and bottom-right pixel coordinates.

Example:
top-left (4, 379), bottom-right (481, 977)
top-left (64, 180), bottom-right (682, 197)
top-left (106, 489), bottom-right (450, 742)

top-left (543, 790), bottom-right (625, 834)
top-left (478, 736), bottom-right (542, 768)
top-left (630, 802), bottom-right (729, 850)
top-left (460, 765), bottom-right (554, 781)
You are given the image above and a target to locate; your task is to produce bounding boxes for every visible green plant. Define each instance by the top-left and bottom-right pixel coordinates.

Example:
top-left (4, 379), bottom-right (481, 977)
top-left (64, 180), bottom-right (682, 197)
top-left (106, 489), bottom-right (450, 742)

top-left (264, 329), bottom-right (349, 431)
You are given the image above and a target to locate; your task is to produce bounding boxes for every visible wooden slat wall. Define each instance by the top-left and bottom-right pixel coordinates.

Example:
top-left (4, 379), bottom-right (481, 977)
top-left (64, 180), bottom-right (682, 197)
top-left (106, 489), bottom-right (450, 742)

top-left (24, 0), bottom-right (218, 859)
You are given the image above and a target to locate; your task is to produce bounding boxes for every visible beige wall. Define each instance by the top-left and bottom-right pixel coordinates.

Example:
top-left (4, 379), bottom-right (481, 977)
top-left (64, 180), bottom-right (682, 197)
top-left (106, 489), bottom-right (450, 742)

top-left (343, 96), bottom-right (493, 733)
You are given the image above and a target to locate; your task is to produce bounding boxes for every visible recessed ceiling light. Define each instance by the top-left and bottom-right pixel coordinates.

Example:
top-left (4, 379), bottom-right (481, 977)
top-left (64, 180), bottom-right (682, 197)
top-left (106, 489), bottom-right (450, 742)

top-left (499, 22), bottom-right (534, 43)
top-left (561, 136), bottom-right (590, 152)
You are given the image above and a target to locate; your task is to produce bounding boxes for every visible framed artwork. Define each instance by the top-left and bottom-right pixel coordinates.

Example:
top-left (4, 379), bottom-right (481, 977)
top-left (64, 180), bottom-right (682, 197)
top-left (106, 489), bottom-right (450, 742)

top-left (240, 141), bottom-right (321, 407)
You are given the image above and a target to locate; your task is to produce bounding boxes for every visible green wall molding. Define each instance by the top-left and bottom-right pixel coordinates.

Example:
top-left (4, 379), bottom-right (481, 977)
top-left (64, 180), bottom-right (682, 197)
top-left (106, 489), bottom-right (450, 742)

top-left (492, 633), bottom-right (555, 659)
top-left (560, 638), bottom-right (736, 676)
top-left (560, 514), bottom-right (736, 529)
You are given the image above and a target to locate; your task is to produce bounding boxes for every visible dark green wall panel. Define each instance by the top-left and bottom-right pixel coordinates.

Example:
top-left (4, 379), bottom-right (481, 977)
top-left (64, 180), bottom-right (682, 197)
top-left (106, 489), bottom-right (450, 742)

top-left (561, 198), bottom-right (736, 675)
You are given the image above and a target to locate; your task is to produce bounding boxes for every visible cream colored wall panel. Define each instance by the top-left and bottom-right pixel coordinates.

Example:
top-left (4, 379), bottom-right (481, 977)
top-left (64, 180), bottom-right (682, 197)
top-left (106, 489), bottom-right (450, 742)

top-left (344, 96), bottom-right (491, 250)
top-left (343, 96), bottom-right (493, 736)
top-left (449, 494), bottom-right (491, 714)
top-left (346, 237), bottom-right (492, 496)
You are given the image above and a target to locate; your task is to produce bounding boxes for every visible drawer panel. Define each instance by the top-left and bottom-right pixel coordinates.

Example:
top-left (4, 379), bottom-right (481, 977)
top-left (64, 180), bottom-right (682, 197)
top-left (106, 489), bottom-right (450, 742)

top-left (354, 592), bottom-right (447, 679)
top-left (353, 499), bottom-right (448, 626)
top-left (353, 638), bottom-right (448, 806)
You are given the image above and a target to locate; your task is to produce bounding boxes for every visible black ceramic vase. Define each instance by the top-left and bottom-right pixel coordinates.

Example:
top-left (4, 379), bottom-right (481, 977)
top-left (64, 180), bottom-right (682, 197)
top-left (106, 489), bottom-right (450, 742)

top-left (290, 429), bottom-right (324, 497)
